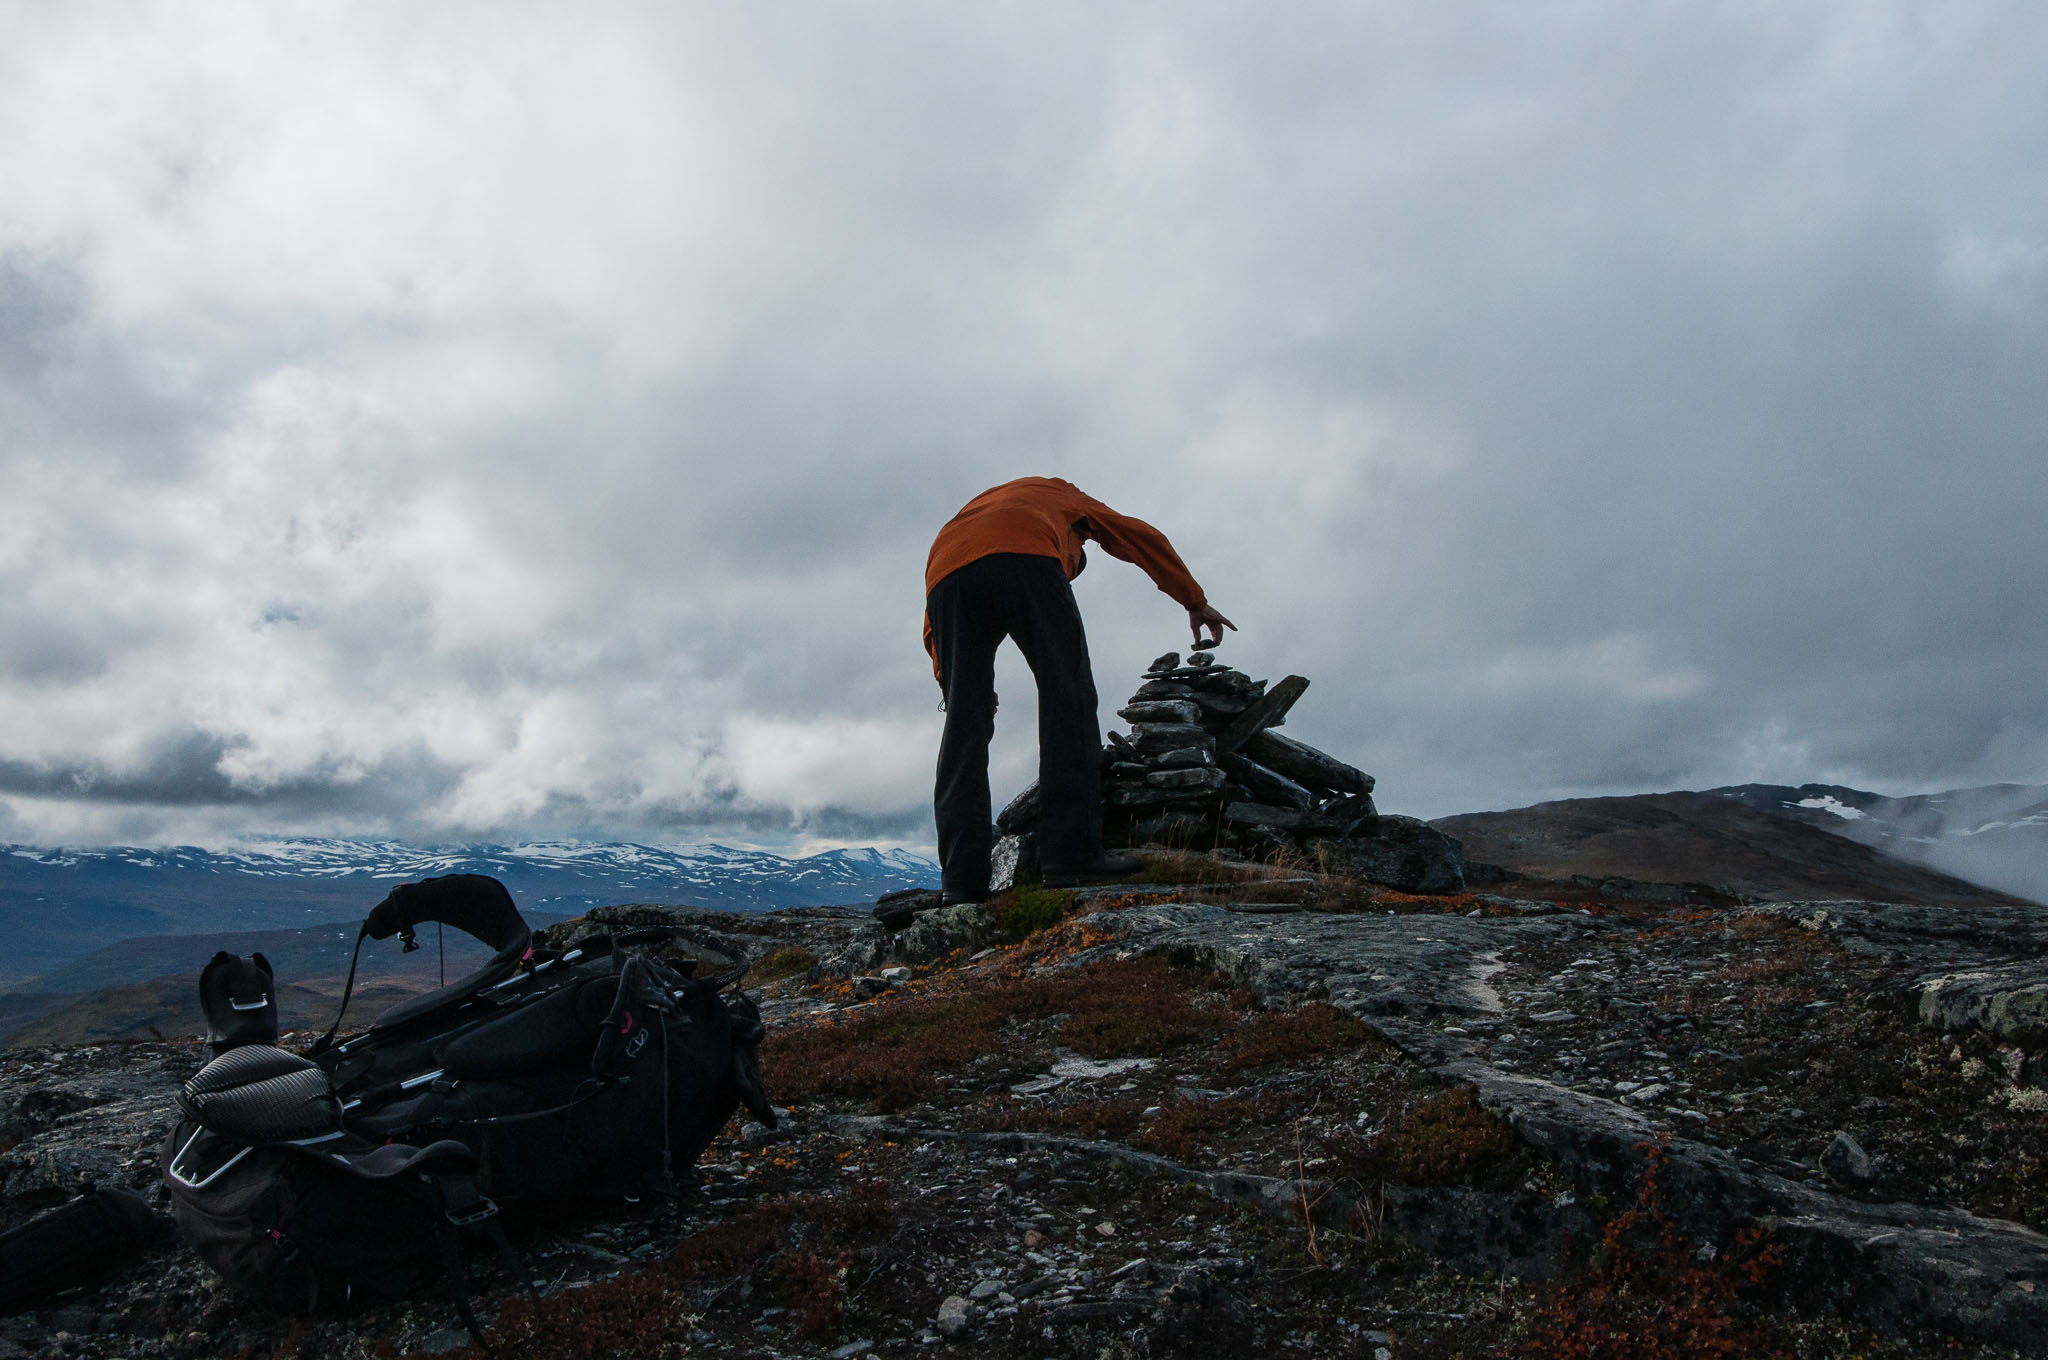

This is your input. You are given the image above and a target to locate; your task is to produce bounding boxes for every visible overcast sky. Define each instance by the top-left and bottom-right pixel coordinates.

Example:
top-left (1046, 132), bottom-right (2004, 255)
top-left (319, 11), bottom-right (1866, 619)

top-left (2, 2), bottom-right (2044, 853)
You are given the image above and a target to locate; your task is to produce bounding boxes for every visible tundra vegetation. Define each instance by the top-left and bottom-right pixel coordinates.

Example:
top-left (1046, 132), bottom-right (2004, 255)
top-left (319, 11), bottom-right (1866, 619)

top-left (0, 848), bottom-right (2043, 1359)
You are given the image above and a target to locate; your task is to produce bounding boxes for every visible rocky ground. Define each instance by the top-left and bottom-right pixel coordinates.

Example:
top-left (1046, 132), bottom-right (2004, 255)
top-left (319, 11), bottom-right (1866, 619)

top-left (1, 853), bottom-right (2044, 1359)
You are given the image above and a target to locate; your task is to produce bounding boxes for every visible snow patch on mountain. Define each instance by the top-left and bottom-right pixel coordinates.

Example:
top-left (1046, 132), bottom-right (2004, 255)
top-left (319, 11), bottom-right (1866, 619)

top-left (1796, 795), bottom-right (1866, 820)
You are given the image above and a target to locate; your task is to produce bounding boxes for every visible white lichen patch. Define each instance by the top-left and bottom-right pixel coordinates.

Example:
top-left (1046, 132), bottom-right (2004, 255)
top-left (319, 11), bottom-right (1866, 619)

top-left (1998, 1085), bottom-right (2048, 1114)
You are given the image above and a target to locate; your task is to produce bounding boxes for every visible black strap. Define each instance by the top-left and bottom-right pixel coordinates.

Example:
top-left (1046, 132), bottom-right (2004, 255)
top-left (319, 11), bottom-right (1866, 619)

top-left (590, 955), bottom-right (680, 1079)
top-left (429, 1171), bottom-right (538, 1351)
top-left (432, 1217), bottom-right (490, 1352)
top-left (659, 1011), bottom-right (674, 1187)
top-left (309, 925), bottom-right (371, 1055)
top-left (447, 1079), bottom-right (611, 1127)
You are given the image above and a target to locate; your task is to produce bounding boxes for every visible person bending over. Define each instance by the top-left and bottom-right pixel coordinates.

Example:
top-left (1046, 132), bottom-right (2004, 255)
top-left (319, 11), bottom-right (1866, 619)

top-left (923, 476), bottom-right (1234, 903)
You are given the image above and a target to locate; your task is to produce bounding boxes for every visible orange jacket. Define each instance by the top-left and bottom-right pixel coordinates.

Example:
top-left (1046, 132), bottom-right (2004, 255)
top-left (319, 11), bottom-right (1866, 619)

top-left (922, 477), bottom-right (1208, 683)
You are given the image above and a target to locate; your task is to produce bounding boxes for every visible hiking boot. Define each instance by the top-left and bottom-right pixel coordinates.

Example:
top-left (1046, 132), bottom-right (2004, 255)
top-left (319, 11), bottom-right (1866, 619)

top-left (940, 886), bottom-right (988, 906)
top-left (1040, 854), bottom-right (1141, 888)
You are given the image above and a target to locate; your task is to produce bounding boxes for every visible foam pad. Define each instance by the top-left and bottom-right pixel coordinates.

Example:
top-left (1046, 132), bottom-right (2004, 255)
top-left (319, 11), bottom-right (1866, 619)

top-left (179, 1046), bottom-right (341, 1145)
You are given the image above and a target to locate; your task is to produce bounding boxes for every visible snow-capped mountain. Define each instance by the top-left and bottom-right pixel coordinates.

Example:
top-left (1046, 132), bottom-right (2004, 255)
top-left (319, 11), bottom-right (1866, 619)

top-left (1707, 782), bottom-right (2048, 906)
top-left (0, 839), bottom-right (936, 983)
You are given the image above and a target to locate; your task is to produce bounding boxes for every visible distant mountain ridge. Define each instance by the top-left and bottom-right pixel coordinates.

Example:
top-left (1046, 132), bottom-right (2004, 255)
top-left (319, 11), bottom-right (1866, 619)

top-left (0, 838), bottom-right (937, 984)
top-left (1432, 781), bottom-right (2047, 907)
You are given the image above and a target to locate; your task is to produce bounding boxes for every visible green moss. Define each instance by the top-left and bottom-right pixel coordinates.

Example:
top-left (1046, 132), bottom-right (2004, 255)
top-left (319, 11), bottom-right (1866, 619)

top-left (995, 885), bottom-right (1073, 940)
top-left (753, 946), bottom-right (818, 982)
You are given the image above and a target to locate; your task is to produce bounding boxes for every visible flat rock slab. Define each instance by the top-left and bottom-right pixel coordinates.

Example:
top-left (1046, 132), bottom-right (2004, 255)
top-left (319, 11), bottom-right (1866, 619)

top-left (1078, 901), bottom-right (1605, 1018)
top-left (1065, 880), bottom-right (1315, 909)
top-left (1751, 900), bottom-right (2048, 1044)
top-left (0, 1051), bottom-right (192, 1214)
top-left (1428, 1052), bottom-right (2048, 1342)
top-left (1913, 962), bottom-right (2048, 1044)
top-left (1082, 901), bottom-right (2048, 1345)
top-left (1751, 899), bottom-right (2048, 965)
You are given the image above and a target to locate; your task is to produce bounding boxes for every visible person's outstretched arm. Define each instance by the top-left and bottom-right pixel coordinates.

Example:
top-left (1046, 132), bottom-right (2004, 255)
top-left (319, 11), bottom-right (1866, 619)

top-left (1072, 492), bottom-right (1234, 649)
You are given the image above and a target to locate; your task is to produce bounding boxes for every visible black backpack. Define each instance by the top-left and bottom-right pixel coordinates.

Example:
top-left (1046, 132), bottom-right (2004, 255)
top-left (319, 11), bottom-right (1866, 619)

top-left (160, 874), bottom-right (773, 1339)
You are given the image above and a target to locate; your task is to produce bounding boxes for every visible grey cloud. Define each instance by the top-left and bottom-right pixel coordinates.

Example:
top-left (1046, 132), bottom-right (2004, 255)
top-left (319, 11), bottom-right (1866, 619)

top-left (0, 729), bottom-right (246, 805)
top-left (0, 727), bottom-right (466, 816)
top-left (0, 253), bottom-right (83, 376)
top-left (1, 3), bottom-right (2044, 847)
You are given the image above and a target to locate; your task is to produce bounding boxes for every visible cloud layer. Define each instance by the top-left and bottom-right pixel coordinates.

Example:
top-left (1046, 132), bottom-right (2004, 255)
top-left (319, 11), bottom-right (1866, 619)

top-left (3, 3), bottom-right (2045, 849)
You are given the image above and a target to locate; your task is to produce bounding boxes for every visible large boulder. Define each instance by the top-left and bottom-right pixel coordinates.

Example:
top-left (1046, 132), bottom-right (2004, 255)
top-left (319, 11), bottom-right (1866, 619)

top-left (892, 904), bottom-right (999, 965)
top-left (1310, 815), bottom-right (1467, 895)
top-left (990, 833), bottom-right (1039, 892)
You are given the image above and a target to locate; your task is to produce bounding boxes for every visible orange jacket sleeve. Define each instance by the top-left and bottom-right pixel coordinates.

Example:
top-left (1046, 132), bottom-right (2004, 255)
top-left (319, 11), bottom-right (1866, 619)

top-left (1069, 489), bottom-right (1208, 614)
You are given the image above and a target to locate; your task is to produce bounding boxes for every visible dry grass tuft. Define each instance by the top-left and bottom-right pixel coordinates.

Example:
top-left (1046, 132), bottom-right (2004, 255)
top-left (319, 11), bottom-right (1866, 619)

top-left (1216, 1002), bottom-right (1387, 1071)
top-left (469, 1182), bottom-right (895, 1357)
top-left (762, 956), bottom-right (1226, 1112)
top-left (1136, 849), bottom-right (1265, 885)
top-left (1510, 1140), bottom-right (1784, 1359)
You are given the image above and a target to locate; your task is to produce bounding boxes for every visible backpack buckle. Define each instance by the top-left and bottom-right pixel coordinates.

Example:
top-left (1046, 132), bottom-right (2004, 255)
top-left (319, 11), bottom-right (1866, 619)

top-left (432, 1172), bottom-right (501, 1226)
top-left (444, 1194), bottom-right (500, 1227)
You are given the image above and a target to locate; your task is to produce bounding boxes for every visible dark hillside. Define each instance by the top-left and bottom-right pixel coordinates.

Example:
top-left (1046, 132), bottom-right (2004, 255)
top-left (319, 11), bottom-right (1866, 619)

top-left (1431, 790), bottom-right (2038, 905)
top-left (0, 917), bottom-right (564, 1046)
top-left (3, 975), bottom-right (429, 1048)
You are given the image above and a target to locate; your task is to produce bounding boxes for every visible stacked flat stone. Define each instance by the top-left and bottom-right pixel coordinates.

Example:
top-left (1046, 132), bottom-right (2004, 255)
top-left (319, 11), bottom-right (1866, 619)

top-left (989, 650), bottom-right (1383, 882)
top-left (1100, 649), bottom-right (1377, 852)
top-left (983, 650), bottom-right (1468, 894)
top-left (1098, 649), bottom-right (1246, 829)
top-left (987, 647), bottom-right (1474, 893)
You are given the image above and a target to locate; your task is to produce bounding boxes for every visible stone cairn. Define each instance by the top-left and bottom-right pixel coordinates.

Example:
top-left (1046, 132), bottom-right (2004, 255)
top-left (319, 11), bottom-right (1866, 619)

top-left (991, 648), bottom-right (1383, 887)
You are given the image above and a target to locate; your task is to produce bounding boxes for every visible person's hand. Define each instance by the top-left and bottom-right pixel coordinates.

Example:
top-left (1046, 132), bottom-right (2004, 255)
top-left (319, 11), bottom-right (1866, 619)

top-left (1189, 605), bottom-right (1236, 649)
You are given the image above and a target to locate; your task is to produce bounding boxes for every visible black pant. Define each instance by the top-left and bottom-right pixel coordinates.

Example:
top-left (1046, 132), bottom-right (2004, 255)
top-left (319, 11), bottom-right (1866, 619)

top-left (928, 553), bottom-right (1104, 894)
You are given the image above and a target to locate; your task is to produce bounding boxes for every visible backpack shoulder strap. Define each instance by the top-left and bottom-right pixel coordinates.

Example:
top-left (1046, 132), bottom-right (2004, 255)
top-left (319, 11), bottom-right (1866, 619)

top-left (308, 924), bottom-right (372, 1057)
top-left (427, 1169), bottom-right (538, 1353)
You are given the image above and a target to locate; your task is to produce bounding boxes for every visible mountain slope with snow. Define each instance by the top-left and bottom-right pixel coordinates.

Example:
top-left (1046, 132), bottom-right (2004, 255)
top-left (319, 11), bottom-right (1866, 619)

top-left (1705, 782), bottom-right (2048, 905)
top-left (0, 839), bottom-right (937, 983)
